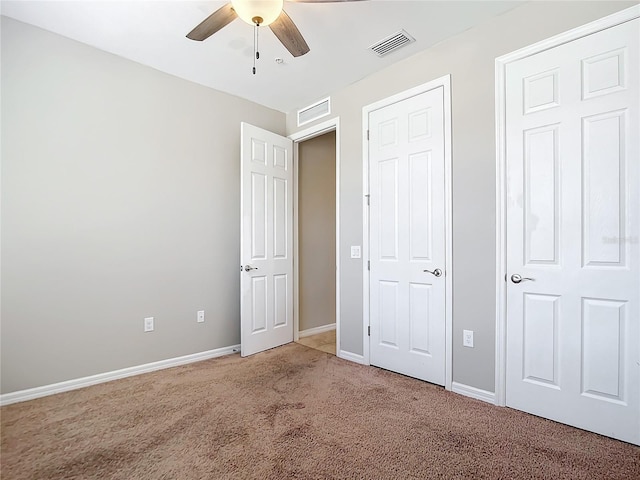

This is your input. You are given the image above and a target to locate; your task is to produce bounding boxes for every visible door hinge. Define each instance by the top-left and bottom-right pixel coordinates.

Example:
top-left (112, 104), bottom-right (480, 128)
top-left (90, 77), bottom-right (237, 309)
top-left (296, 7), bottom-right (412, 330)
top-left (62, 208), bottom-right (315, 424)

top-left (367, 130), bottom-right (370, 141)
top-left (365, 194), bottom-right (370, 206)
top-left (367, 260), bottom-right (370, 271)
top-left (368, 326), bottom-right (371, 336)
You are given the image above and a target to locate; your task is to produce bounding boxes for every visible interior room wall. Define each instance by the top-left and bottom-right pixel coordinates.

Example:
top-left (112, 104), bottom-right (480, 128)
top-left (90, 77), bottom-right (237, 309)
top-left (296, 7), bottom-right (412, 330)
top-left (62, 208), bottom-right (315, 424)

top-left (285, 1), bottom-right (638, 392)
top-left (298, 132), bottom-right (337, 332)
top-left (0, 17), bottom-right (285, 394)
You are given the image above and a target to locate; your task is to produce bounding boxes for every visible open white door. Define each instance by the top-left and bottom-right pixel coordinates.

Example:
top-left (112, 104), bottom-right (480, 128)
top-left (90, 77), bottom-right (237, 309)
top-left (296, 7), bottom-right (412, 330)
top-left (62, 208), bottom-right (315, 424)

top-left (240, 122), bottom-right (294, 357)
top-left (504, 18), bottom-right (639, 444)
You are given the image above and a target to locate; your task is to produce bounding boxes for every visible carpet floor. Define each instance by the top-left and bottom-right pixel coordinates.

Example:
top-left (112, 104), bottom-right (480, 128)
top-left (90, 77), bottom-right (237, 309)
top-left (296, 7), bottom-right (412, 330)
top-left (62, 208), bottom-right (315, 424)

top-left (1, 343), bottom-right (639, 479)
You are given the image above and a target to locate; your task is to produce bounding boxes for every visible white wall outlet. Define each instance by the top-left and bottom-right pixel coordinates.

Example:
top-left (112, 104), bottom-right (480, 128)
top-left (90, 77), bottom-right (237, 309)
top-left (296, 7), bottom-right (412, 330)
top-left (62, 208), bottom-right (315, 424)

top-left (144, 317), bottom-right (154, 332)
top-left (351, 246), bottom-right (361, 259)
top-left (463, 329), bottom-right (474, 348)
top-left (197, 310), bottom-right (205, 323)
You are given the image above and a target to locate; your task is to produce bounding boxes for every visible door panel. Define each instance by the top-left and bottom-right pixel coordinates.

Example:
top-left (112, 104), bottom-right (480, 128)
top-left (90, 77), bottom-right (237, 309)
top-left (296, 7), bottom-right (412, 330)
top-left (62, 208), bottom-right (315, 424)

top-left (409, 152), bottom-right (433, 261)
top-left (582, 298), bottom-right (625, 401)
top-left (369, 87), bottom-right (446, 385)
top-left (522, 293), bottom-right (559, 387)
top-left (582, 111), bottom-right (625, 266)
top-left (251, 276), bottom-right (267, 333)
top-left (524, 125), bottom-right (559, 265)
top-left (409, 283), bottom-right (431, 354)
top-left (251, 172), bottom-right (267, 259)
top-left (505, 18), bottom-right (639, 445)
top-left (241, 123), bottom-right (293, 356)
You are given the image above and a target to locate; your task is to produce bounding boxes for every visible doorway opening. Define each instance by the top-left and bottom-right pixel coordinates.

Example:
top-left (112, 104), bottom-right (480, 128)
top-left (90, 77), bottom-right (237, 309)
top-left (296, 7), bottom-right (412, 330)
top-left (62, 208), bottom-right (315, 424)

top-left (290, 119), bottom-right (340, 356)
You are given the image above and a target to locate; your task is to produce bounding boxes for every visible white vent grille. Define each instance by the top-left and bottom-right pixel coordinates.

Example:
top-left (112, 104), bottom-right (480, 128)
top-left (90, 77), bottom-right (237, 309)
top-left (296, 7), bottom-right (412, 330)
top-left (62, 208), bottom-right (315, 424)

top-left (297, 97), bottom-right (331, 127)
top-left (369, 30), bottom-right (415, 57)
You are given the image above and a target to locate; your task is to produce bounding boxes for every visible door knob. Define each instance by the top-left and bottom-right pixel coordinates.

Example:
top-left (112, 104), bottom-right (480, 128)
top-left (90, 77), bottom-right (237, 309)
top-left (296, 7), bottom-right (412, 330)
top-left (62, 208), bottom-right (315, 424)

top-left (243, 265), bottom-right (258, 272)
top-left (511, 274), bottom-right (533, 284)
top-left (424, 268), bottom-right (443, 277)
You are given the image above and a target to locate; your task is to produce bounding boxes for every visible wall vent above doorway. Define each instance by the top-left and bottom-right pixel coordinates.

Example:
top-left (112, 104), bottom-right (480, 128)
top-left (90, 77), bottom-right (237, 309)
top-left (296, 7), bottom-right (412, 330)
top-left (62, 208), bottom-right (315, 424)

top-left (369, 30), bottom-right (415, 57)
top-left (297, 97), bottom-right (331, 127)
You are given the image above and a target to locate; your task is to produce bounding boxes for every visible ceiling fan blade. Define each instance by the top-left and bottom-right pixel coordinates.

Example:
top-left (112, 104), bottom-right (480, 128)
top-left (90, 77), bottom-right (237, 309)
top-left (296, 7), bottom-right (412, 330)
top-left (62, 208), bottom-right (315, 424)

top-left (186, 3), bottom-right (237, 41)
top-left (269, 11), bottom-right (310, 57)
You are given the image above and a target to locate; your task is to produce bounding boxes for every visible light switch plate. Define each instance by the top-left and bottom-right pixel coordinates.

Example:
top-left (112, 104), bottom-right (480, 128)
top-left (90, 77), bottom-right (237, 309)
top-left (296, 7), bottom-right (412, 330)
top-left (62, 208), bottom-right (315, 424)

top-left (144, 317), bottom-right (154, 332)
top-left (197, 310), bottom-right (205, 323)
top-left (351, 246), bottom-right (361, 259)
top-left (463, 330), bottom-right (474, 348)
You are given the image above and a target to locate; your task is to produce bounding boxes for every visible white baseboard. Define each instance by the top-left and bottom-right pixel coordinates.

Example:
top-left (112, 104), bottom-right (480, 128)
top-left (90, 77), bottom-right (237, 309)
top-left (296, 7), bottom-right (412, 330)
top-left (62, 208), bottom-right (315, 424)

top-left (451, 381), bottom-right (496, 404)
top-left (298, 323), bottom-right (336, 338)
top-left (338, 350), bottom-right (367, 365)
top-left (0, 344), bottom-right (241, 407)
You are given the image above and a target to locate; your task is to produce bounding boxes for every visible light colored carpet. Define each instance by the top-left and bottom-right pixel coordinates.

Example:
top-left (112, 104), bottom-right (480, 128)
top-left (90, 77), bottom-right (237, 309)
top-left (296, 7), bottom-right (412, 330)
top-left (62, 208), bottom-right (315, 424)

top-left (1, 343), bottom-right (639, 479)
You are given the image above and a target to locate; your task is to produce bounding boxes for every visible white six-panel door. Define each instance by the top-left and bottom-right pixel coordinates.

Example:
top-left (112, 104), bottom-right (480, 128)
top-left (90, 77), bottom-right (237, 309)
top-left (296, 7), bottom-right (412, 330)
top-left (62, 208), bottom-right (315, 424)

top-left (505, 18), bottom-right (639, 444)
top-left (240, 123), bottom-right (294, 357)
top-left (368, 87), bottom-right (446, 385)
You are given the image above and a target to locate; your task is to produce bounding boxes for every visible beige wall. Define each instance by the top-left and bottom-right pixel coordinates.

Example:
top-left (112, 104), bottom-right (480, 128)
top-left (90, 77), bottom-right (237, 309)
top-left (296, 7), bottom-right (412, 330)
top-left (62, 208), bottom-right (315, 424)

top-left (298, 132), bottom-right (337, 332)
top-left (0, 17), bottom-right (285, 394)
top-left (286, 1), bottom-right (637, 392)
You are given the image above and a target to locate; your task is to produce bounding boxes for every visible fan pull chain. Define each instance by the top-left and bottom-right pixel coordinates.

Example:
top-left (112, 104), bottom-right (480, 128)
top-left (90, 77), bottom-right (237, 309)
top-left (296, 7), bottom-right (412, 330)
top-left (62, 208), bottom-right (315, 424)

top-left (253, 23), bottom-right (260, 75)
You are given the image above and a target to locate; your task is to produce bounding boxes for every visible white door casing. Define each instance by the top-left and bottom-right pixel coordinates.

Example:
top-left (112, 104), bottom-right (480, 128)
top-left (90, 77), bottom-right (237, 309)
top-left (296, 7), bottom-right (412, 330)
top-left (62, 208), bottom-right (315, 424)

top-left (366, 82), bottom-right (450, 385)
top-left (240, 122), bottom-right (294, 357)
top-left (501, 16), bottom-right (639, 444)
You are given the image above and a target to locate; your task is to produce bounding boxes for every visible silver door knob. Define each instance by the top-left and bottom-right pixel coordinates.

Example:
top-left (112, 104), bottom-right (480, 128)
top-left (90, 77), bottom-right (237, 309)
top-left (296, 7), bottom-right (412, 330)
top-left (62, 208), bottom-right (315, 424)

top-left (511, 274), bottom-right (533, 284)
top-left (243, 265), bottom-right (258, 272)
top-left (424, 268), bottom-right (443, 277)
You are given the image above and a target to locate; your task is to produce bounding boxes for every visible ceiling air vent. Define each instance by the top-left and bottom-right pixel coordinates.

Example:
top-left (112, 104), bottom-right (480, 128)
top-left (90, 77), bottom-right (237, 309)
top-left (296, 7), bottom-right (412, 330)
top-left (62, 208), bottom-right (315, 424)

top-left (369, 29), bottom-right (415, 57)
top-left (297, 97), bottom-right (331, 127)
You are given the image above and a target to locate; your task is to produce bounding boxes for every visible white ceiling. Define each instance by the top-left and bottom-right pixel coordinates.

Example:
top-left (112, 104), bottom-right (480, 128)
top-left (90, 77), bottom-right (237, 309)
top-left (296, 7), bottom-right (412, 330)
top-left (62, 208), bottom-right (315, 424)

top-left (1, 0), bottom-right (523, 113)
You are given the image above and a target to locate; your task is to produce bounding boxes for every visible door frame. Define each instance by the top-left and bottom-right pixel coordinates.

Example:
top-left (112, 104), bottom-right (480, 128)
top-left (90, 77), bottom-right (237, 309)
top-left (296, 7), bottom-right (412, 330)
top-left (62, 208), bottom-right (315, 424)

top-left (362, 75), bottom-right (453, 391)
top-left (494, 5), bottom-right (640, 407)
top-left (289, 117), bottom-right (341, 353)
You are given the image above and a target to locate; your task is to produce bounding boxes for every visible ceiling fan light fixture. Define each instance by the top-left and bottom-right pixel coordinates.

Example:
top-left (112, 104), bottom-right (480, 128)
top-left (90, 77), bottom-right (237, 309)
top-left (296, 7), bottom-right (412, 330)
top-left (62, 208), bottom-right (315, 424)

top-left (231, 0), bottom-right (284, 26)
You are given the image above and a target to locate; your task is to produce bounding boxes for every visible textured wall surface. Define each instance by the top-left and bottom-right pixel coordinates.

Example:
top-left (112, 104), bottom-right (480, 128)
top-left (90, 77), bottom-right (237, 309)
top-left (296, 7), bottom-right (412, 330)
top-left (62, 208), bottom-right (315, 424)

top-left (1, 17), bottom-right (285, 393)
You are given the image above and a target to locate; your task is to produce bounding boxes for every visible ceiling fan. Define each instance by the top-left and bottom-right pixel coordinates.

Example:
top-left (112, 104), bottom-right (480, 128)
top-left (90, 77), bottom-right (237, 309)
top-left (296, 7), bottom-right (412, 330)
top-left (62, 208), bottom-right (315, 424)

top-left (187, 0), bottom-right (362, 58)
